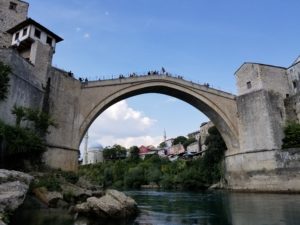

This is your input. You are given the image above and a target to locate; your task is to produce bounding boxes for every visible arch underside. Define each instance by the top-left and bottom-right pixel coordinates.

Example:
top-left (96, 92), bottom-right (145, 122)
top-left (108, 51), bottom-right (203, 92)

top-left (79, 83), bottom-right (239, 153)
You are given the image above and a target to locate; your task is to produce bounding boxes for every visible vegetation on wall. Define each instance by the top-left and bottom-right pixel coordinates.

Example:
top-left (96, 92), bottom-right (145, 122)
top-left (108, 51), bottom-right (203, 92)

top-left (0, 106), bottom-right (56, 170)
top-left (282, 121), bottom-right (300, 149)
top-left (79, 126), bottom-right (226, 190)
top-left (0, 61), bottom-right (11, 101)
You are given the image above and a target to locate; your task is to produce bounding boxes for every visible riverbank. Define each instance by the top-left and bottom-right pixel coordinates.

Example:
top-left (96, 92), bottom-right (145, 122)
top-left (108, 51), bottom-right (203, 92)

top-left (0, 169), bottom-right (138, 225)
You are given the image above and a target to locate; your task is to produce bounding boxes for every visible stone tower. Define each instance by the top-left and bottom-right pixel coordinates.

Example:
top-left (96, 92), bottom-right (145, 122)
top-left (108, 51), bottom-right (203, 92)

top-left (0, 0), bottom-right (29, 47)
top-left (0, 0), bottom-right (63, 83)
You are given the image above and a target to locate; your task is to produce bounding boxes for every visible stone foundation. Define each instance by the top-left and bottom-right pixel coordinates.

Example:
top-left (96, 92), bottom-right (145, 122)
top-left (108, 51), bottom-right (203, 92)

top-left (43, 146), bottom-right (79, 171)
top-left (225, 148), bottom-right (300, 192)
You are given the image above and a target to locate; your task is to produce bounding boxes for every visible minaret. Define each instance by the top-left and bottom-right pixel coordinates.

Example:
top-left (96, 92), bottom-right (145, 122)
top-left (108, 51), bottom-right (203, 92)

top-left (83, 131), bottom-right (89, 164)
top-left (163, 128), bottom-right (167, 142)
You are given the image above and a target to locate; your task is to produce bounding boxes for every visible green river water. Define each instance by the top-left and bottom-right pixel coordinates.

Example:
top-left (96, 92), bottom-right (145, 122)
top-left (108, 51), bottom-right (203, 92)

top-left (10, 190), bottom-right (300, 225)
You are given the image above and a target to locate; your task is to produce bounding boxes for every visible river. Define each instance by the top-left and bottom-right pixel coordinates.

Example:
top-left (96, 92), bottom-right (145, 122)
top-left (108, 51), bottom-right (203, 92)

top-left (10, 190), bottom-right (300, 225)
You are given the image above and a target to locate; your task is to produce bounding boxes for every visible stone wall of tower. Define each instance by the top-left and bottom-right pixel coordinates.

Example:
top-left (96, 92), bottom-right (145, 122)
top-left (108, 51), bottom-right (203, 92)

top-left (0, 0), bottom-right (29, 47)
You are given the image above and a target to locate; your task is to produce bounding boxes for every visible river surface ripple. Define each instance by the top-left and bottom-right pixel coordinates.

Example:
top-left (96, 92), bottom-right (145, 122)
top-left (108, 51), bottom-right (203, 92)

top-left (10, 190), bottom-right (300, 225)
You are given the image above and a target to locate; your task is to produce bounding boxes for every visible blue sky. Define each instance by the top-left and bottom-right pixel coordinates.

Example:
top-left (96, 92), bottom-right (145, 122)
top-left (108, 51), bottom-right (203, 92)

top-left (27, 0), bottom-right (300, 148)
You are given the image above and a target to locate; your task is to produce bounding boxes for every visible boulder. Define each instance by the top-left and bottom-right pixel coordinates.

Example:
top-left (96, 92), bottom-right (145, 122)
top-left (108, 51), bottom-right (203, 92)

top-left (60, 183), bottom-right (92, 203)
top-left (0, 169), bottom-right (33, 186)
top-left (74, 189), bottom-right (138, 219)
top-left (32, 187), bottom-right (63, 208)
top-left (0, 170), bottom-right (33, 214)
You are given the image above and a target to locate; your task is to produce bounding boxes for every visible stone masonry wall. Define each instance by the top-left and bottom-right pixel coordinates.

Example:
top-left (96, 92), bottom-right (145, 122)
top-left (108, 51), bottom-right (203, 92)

top-left (225, 148), bottom-right (300, 192)
top-left (0, 48), bottom-right (44, 125)
top-left (237, 90), bottom-right (285, 152)
top-left (44, 68), bottom-right (82, 171)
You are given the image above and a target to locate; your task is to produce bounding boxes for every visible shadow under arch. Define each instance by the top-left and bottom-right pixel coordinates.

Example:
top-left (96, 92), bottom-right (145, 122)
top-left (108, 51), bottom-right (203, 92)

top-left (78, 81), bottom-right (239, 153)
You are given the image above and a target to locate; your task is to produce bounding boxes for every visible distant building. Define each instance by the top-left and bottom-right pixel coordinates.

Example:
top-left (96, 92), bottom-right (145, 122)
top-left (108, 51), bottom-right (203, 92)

top-left (187, 130), bottom-right (200, 141)
top-left (139, 145), bottom-right (156, 159)
top-left (168, 143), bottom-right (185, 155)
top-left (187, 142), bottom-right (200, 154)
top-left (86, 144), bottom-right (104, 164)
top-left (199, 121), bottom-right (214, 152)
top-left (164, 138), bottom-right (174, 148)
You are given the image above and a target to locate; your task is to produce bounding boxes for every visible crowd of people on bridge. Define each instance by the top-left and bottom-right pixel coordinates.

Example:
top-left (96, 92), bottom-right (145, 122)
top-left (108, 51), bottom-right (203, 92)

top-left (75, 67), bottom-right (212, 89)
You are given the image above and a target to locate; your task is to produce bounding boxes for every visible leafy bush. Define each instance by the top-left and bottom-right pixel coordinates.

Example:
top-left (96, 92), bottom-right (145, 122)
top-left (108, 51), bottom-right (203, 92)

top-left (31, 174), bottom-right (61, 192)
top-left (0, 61), bottom-right (11, 101)
top-left (60, 171), bottom-right (79, 184)
top-left (282, 121), bottom-right (300, 148)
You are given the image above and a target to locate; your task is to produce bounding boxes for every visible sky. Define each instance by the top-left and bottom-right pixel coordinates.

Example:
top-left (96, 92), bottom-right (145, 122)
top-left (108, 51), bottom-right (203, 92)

top-left (26, 0), bottom-right (300, 149)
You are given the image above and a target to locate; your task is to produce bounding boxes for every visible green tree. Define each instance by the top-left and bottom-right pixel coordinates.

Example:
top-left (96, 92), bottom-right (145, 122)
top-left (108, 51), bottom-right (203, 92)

top-left (11, 105), bottom-right (26, 127)
top-left (103, 144), bottom-right (127, 161)
top-left (129, 146), bottom-right (140, 161)
top-left (203, 126), bottom-right (226, 183)
top-left (282, 121), bottom-right (300, 148)
top-left (159, 141), bottom-right (167, 148)
top-left (0, 61), bottom-right (11, 101)
top-left (173, 136), bottom-right (187, 146)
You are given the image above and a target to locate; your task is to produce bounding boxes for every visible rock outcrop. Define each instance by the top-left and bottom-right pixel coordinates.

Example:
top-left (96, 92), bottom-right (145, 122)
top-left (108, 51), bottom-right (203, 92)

top-left (0, 170), bottom-right (33, 225)
top-left (74, 189), bottom-right (138, 219)
top-left (32, 187), bottom-right (63, 207)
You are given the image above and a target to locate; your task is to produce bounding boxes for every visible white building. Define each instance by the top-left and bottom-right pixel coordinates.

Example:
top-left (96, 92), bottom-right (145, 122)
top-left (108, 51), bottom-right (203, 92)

top-left (86, 144), bottom-right (104, 164)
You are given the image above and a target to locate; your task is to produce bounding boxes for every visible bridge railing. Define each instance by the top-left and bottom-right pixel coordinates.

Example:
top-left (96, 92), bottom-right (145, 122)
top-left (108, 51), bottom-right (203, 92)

top-left (79, 71), bottom-right (235, 97)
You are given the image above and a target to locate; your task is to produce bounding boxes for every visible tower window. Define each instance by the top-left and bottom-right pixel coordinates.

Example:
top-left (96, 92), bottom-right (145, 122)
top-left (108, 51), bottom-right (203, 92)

top-left (34, 29), bottom-right (41, 39)
top-left (293, 80), bottom-right (297, 89)
top-left (46, 36), bottom-right (53, 46)
top-left (23, 27), bottom-right (28, 36)
top-left (9, 2), bottom-right (17, 10)
top-left (14, 32), bottom-right (20, 41)
top-left (246, 81), bottom-right (252, 89)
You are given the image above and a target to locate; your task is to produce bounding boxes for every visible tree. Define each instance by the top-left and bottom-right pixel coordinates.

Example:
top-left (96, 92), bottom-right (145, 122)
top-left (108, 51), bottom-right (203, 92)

top-left (129, 146), bottom-right (140, 161)
top-left (173, 136), bottom-right (187, 146)
top-left (203, 126), bottom-right (226, 183)
top-left (282, 121), bottom-right (300, 148)
top-left (103, 144), bottom-right (127, 161)
top-left (0, 61), bottom-right (11, 101)
top-left (11, 105), bottom-right (26, 127)
top-left (159, 141), bottom-right (167, 148)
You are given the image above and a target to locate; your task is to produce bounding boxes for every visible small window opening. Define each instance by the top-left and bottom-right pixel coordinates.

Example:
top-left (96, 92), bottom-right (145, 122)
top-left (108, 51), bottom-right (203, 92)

top-left (293, 80), bottom-right (297, 89)
top-left (23, 27), bottom-right (28, 36)
top-left (246, 81), bottom-right (252, 89)
top-left (9, 2), bottom-right (17, 10)
top-left (14, 32), bottom-right (20, 41)
top-left (34, 29), bottom-right (41, 39)
top-left (46, 36), bottom-right (53, 46)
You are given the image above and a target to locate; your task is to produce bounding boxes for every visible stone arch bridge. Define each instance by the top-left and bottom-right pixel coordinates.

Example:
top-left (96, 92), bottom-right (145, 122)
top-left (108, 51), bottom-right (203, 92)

top-left (45, 74), bottom-right (239, 170)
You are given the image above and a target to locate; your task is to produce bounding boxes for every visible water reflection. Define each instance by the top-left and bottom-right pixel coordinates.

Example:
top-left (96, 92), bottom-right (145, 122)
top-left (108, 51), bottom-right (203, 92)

top-left (10, 190), bottom-right (300, 225)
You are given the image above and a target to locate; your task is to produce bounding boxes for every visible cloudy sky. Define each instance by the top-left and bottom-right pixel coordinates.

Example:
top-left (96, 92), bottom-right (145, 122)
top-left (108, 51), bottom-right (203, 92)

top-left (26, 0), bottom-right (300, 150)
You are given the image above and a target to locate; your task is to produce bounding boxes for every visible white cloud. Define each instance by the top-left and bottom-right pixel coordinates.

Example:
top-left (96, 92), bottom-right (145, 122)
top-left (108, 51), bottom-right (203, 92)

top-left (87, 100), bottom-right (159, 148)
top-left (92, 135), bottom-right (162, 149)
top-left (76, 27), bottom-right (81, 32)
top-left (83, 33), bottom-right (90, 38)
top-left (166, 97), bottom-right (178, 103)
top-left (105, 11), bottom-right (109, 16)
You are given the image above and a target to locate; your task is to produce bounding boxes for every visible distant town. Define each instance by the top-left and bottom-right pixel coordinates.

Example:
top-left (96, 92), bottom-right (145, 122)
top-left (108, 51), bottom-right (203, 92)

top-left (82, 121), bottom-right (214, 165)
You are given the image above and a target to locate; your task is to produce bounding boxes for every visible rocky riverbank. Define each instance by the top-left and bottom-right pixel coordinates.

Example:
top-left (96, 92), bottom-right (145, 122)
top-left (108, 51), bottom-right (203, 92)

top-left (0, 170), bottom-right (33, 225)
top-left (0, 169), bottom-right (139, 225)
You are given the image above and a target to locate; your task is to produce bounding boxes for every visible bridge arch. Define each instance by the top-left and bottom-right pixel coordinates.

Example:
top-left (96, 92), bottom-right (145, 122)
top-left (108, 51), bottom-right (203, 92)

top-left (77, 76), bottom-right (239, 153)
